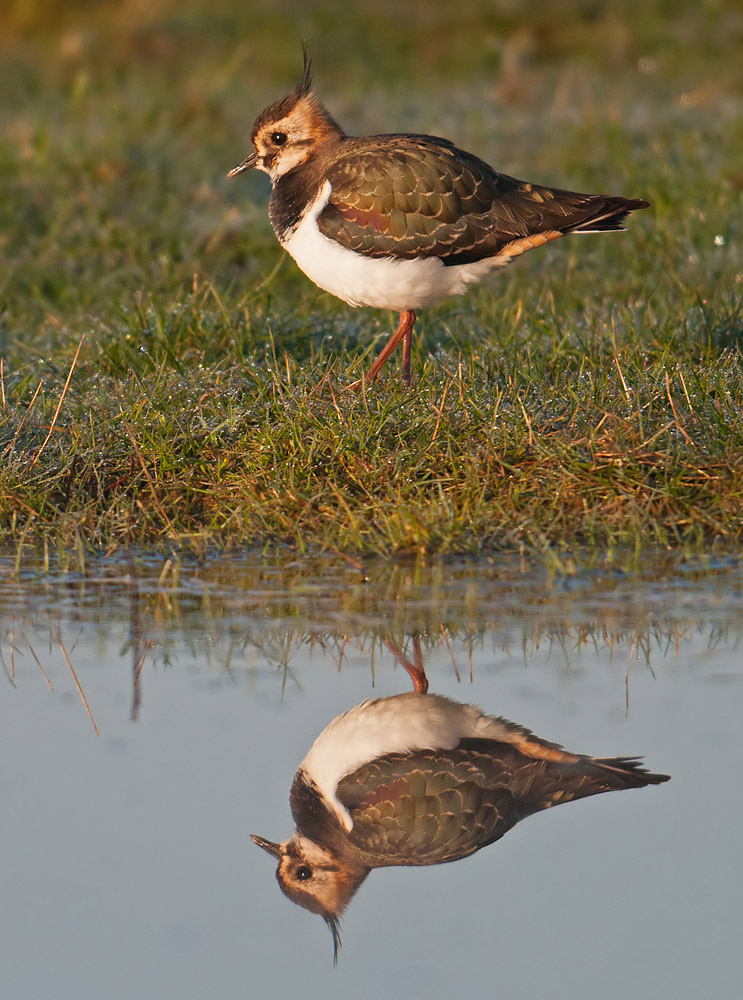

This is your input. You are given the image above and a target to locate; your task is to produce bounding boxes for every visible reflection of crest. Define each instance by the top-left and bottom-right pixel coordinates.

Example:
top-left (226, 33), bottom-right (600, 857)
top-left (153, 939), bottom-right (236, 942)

top-left (252, 692), bottom-right (670, 961)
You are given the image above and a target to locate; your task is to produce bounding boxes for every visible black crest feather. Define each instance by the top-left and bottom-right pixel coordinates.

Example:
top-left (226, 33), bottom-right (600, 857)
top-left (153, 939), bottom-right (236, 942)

top-left (298, 43), bottom-right (312, 96)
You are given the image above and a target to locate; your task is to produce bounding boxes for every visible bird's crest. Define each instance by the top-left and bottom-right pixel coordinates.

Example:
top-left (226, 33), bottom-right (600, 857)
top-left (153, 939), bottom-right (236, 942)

top-left (297, 42), bottom-right (312, 98)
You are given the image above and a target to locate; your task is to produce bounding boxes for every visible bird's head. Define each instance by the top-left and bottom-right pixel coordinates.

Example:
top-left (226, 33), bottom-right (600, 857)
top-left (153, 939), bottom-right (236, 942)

top-left (251, 832), bottom-right (368, 963)
top-left (227, 49), bottom-right (345, 184)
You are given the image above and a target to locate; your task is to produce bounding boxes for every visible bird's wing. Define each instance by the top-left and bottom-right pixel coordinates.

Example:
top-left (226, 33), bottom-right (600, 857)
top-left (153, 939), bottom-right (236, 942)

top-left (336, 741), bottom-right (542, 866)
top-left (317, 135), bottom-right (645, 265)
top-left (336, 738), bottom-right (668, 867)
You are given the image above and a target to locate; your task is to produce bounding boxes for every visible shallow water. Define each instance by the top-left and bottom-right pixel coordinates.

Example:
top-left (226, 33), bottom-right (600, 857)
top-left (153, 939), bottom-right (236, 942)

top-left (1, 552), bottom-right (741, 999)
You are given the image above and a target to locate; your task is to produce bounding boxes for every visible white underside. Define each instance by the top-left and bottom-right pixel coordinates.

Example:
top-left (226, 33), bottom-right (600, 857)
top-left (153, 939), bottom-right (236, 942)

top-left (299, 692), bottom-right (522, 832)
top-left (280, 180), bottom-right (506, 312)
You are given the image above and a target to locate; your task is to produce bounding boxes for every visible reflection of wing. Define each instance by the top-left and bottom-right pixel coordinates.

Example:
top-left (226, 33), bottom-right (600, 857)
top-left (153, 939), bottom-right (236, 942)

top-left (337, 741), bottom-right (537, 866)
top-left (337, 739), bottom-right (668, 867)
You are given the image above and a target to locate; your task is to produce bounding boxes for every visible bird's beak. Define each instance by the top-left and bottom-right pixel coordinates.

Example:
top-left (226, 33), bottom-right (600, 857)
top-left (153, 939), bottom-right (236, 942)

top-left (227, 152), bottom-right (258, 178)
top-left (250, 833), bottom-right (282, 859)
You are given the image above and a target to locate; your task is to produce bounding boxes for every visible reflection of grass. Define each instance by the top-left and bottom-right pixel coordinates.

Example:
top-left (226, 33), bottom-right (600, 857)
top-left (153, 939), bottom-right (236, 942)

top-left (1, 1), bottom-right (742, 555)
top-left (5, 584), bottom-right (737, 716)
top-left (2, 550), bottom-right (741, 713)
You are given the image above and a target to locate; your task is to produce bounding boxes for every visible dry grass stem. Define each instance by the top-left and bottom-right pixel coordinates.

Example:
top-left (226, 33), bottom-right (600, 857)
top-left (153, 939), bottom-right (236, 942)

top-left (30, 333), bottom-right (86, 468)
top-left (58, 638), bottom-right (100, 735)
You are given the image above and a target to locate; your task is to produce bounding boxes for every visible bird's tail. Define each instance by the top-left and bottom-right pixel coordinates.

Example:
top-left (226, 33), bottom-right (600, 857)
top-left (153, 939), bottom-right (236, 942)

top-left (564, 195), bottom-right (651, 234)
top-left (588, 755), bottom-right (671, 789)
top-left (525, 753), bottom-right (670, 810)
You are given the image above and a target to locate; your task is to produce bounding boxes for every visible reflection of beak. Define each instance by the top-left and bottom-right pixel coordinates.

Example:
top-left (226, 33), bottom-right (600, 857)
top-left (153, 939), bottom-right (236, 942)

top-left (250, 834), bottom-right (282, 859)
top-left (226, 152), bottom-right (258, 178)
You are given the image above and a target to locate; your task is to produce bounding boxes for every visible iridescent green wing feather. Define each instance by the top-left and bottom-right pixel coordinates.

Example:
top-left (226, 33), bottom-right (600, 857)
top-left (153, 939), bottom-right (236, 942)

top-left (317, 135), bottom-right (510, 263)
top-left (336, 737), bottom-right (667, 868)
top-left (336, 742), bottom-right (540, 866)
top-left (318, 135), bottom-right (645, 265)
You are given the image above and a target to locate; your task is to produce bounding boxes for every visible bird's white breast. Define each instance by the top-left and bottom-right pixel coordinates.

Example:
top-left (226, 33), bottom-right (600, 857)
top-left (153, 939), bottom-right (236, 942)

top-left (280, 180), bottom-right (503, 313)
top-left (299, 692), bottom-right (518, 832)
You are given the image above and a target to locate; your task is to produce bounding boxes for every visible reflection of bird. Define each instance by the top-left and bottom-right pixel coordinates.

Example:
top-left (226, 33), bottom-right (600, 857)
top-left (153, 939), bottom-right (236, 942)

top-left (251, 693), bottom-right (669, 960)
top-left (228, 54), bottom-right (649, 386)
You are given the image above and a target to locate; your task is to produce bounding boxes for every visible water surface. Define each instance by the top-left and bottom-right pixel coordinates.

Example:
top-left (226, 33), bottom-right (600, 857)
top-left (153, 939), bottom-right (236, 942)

top-left (1, 552), bottom-right (741, 999)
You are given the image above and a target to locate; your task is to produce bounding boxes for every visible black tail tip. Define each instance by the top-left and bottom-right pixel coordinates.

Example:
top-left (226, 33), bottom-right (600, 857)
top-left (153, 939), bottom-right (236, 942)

top-left (598, 756), bottom-right (671, 785)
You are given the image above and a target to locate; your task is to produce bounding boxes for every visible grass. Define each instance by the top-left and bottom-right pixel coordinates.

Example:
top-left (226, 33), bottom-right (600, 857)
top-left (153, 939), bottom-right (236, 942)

top-left (1, 0), bottom-right (742, 558)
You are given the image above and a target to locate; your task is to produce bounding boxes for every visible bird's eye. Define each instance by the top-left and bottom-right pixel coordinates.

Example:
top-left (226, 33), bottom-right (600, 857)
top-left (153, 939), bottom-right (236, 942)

top-left (295, 865), bottom-right (312, 881)
top-left (271, 132), bottom-right (288, 146)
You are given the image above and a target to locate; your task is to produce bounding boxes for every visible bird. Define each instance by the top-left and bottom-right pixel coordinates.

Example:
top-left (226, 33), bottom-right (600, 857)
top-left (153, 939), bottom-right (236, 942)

top-left (251, 691), bottom-right (670, 961)
top-left (227, 53), bottom-right (650, 387)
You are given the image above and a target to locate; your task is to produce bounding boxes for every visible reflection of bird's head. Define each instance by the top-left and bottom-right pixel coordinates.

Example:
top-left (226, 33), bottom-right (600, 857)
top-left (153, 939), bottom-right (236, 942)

top-left (251, 833), bottom-right (368, 963)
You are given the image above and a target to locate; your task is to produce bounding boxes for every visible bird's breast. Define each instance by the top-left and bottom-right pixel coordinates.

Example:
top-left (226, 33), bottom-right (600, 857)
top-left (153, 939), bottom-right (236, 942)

top-left (296, 693), bottom-right (520, 832)
top-left (275, 180), bottom-right (504, 311)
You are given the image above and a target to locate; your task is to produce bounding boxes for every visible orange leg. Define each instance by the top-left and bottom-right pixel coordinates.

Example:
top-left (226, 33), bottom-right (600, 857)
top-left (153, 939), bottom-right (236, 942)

top-left (400, 320), bottom-right (413, 387)
top-left (345, 310), bottom-right (416, 389)
top-left (366, 309), bottom-right (416, 384)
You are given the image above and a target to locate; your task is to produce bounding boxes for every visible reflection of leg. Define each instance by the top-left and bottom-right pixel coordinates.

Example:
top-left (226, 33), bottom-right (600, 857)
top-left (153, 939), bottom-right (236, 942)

top-left (411, 634), bottom-right (427, 691)
top-left (383, 633), bottom-right (429, 694)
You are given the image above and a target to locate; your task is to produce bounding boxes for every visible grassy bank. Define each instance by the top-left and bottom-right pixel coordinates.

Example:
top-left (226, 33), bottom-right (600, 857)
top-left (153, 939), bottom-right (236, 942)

top-left (1, 1), bottom-right (742, 556)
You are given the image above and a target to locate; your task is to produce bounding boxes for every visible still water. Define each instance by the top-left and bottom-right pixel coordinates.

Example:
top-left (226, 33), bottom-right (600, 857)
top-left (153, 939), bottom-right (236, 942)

top-left (1, 552), bottom-right (741, 999)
